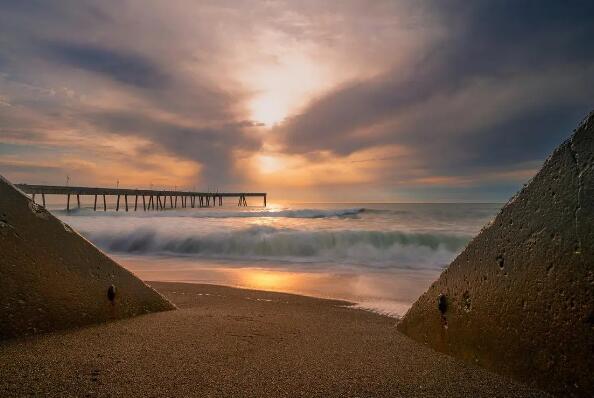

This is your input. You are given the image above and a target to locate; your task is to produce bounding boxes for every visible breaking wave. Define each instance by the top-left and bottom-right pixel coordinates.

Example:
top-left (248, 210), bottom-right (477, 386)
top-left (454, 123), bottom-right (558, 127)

top-left (82, 225), bottom-right (471, 269)
top-left (58, 207), bottom-right (366, 219)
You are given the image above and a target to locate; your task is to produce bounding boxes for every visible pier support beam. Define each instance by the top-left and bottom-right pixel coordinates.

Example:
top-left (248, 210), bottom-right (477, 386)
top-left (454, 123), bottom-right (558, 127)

top-left (15, 185), bottom-right (268, 213)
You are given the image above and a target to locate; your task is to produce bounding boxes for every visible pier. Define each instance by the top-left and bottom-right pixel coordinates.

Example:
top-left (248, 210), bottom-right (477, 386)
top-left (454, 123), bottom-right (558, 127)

top-left (16, 184), bottom-right (267, 211)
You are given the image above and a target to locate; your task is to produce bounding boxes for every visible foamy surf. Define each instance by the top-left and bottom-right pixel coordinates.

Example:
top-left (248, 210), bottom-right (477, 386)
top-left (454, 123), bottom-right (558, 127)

top-left (54, 202), bottom-right (500, 314)
top-left (77, 225), bottom-right (471, 269)
top-left (348, 300), bottom-right (412, 319)
top-left (54, 207), bottom-right (366, 219)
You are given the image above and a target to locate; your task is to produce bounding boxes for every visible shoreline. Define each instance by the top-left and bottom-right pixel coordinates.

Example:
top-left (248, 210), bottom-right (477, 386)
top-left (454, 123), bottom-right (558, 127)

top-left (116, 255), bottom-right (440, 319)
top-left (0, 281), bottom-right (549, 397)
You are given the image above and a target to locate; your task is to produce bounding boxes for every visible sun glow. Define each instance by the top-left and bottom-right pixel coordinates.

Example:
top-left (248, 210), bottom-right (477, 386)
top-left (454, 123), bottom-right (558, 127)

top-left (249, 95), bottom-right (288, 126)
top-left (240, 30), bottom-right (336, 127)
top-left (257, 154), bottom-right (284, 174)
top-left (241, 270), bottom-right (299, 291)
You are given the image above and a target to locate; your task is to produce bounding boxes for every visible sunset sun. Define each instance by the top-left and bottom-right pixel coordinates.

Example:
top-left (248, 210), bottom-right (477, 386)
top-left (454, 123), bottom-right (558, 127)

top-left (249, 95), bottom-right (287, 126)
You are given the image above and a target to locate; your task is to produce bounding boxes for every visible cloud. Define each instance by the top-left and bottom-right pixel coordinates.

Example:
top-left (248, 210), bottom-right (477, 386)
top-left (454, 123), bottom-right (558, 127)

top-left (276, 1), bottom-right (594, 180)
top-left (43, 42), bottom-right (169, 89)
top-left (1, 0), bottom-right (592, 200)
top-left (85, 111), bottom-right (261, 185)
top-left (0, 1), bottom-right (260, 188)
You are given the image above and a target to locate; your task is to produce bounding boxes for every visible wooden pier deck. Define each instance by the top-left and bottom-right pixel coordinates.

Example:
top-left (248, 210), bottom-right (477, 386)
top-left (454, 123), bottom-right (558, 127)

top-left (16, 184), bottom-right (266, 211)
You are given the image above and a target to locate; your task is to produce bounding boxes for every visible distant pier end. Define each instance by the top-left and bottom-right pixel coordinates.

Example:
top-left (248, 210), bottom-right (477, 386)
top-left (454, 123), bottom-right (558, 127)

top-left (15, 184), bottom-right (267, 211)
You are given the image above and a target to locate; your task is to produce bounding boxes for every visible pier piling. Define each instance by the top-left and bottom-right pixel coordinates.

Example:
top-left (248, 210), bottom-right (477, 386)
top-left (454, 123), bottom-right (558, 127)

top-left (16, 184), bottom-right (267, 212)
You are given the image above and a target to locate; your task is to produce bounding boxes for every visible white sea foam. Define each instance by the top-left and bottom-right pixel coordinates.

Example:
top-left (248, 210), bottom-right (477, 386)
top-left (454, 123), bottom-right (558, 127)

top-left (349, 300), bottom-right (412, 318)
top-left (76, 225), bottom-right (471, 270)
top-left (52, 203), bottom-right (499, 313)
top-left (55, 207), bottom-right (366, 219)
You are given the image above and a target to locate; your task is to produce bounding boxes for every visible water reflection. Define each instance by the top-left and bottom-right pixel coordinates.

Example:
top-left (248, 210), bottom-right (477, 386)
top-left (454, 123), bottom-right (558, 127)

top-left (118, 256), bottom-right (439, 317)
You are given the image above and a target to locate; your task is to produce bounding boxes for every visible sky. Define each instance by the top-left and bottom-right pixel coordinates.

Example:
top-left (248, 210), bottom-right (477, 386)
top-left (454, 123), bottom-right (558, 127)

top-left (1, 0), bottom-right (593, 202)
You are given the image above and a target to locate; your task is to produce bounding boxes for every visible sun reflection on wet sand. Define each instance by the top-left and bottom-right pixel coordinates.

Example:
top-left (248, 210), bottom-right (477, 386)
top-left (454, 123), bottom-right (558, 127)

top-left (117, 256), bottom-right (439, 317)
top-left (240, 269), bottom-right (300, 291)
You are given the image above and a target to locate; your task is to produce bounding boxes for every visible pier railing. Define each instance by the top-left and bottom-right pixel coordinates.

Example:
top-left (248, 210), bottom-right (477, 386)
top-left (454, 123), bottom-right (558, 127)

top-left (16, 184), bottom-right (266, 211)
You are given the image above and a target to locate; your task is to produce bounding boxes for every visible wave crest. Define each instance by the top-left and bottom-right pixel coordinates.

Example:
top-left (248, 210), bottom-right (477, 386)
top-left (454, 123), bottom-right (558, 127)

top-left (84, 226), bottom-right (471, 269)
top-left (59, 207), bottom-right (366, 219)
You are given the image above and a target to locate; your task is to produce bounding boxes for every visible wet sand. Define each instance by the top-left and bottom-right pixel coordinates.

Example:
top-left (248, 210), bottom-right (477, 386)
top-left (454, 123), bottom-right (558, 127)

top-left (0, 282), bottom-right (549, 397)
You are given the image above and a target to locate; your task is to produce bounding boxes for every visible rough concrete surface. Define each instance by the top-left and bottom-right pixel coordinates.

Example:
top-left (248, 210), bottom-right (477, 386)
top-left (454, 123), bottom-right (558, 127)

top-left (0, 175), bottom-right (175, 340)
top-left (397, 111), bottom-right (594, 397)
top-left (0, 282), bottom-right (550, 398)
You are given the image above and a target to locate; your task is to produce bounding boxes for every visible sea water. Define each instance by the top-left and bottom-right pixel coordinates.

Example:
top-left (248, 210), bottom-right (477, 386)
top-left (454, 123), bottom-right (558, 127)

top-left (53, 202), bottom-right (501, 317)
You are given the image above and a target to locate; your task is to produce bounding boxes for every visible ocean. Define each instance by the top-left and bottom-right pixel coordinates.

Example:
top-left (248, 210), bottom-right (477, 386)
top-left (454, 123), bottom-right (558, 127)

top-left (53, 202), bottom-right (502, 317)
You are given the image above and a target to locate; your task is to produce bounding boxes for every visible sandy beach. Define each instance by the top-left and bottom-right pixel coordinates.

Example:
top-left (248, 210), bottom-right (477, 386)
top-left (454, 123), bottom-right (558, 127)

top-left (0, 281), bottom-right (549, 397)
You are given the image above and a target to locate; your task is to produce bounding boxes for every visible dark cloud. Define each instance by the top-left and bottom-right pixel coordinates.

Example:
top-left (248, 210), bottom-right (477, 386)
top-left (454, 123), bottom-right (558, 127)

top-left (451, 104), bottom-right (587, 170)
top-left (0, 1), bottom-right (256, 188)
top-left (278, 0), bottom-right (594, 176)
top-left (86, 111), bottom-right (261, 186)
top-left (43, 42), bottom-right (168, 89)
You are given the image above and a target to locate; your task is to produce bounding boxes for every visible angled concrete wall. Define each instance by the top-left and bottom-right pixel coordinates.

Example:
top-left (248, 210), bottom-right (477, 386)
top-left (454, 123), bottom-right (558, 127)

top-left (398, 111), bottom-right (594, 397)
top-left (0, 176), bottom-right (175, 340)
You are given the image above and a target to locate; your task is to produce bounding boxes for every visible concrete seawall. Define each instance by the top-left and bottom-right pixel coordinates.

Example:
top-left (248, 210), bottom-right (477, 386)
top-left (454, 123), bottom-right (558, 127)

top-left (397, 111), bottom-right (594, 397)
top-left (0, 176), bottom-right (175, 340)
